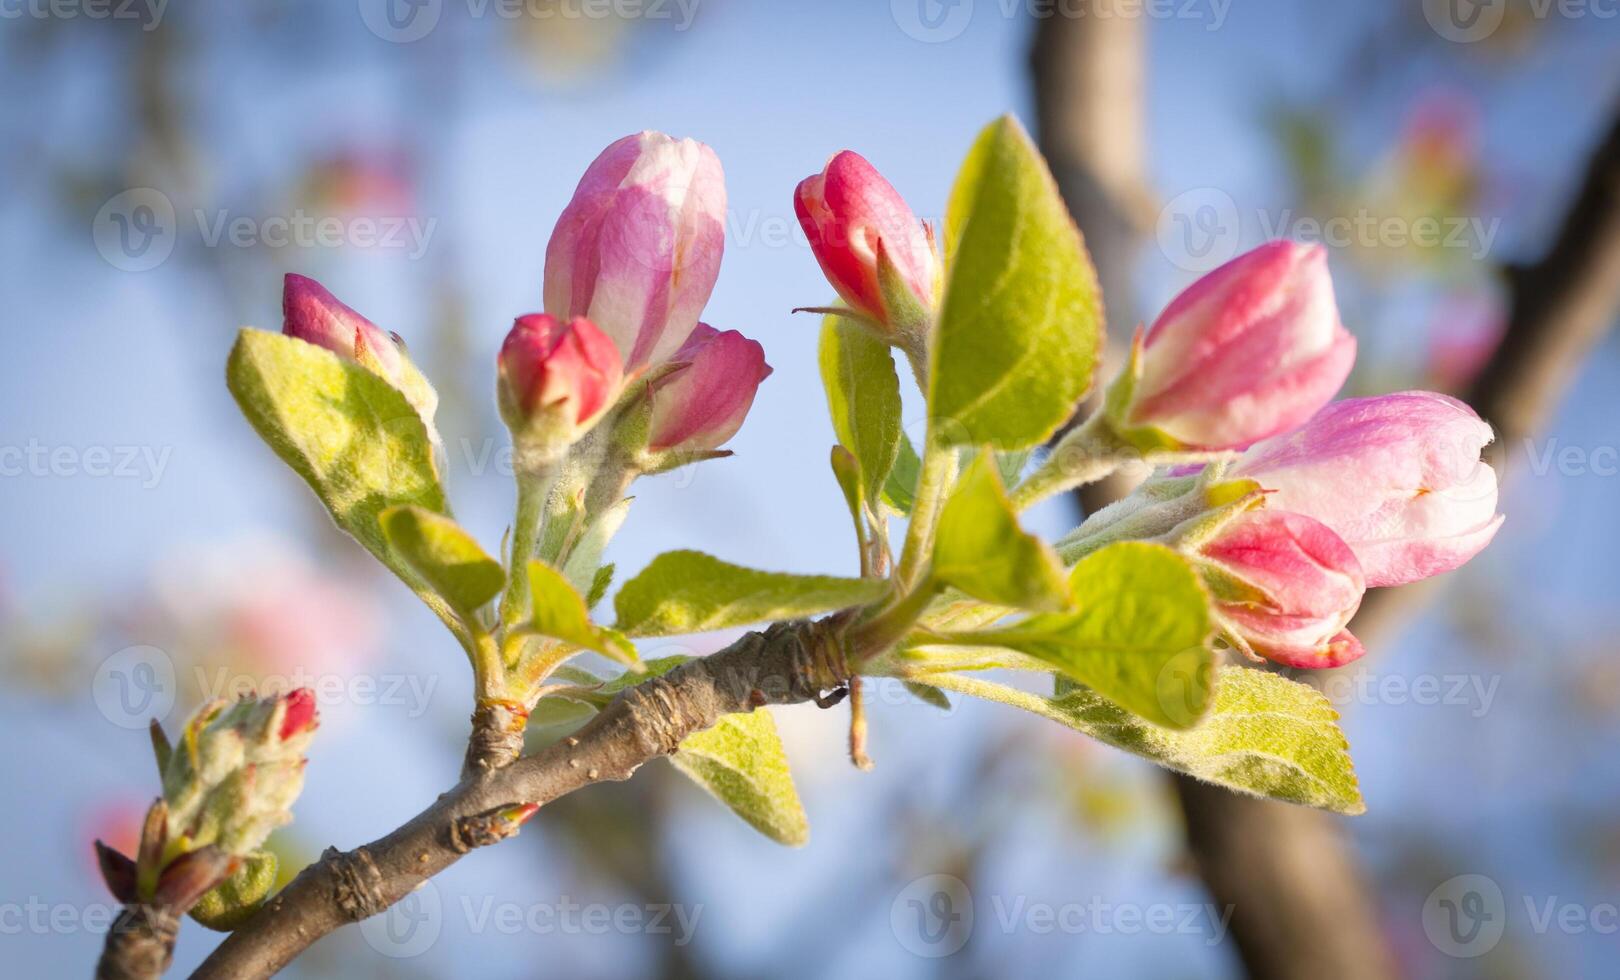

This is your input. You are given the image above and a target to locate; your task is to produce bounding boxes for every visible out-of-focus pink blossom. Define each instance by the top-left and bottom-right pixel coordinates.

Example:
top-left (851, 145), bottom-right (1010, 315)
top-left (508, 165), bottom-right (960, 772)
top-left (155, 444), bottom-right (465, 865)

top-left (646, 324), bottom-right (771, 454)
top-left (1196, 510), bottom-right (1367, 669)
top-left (1230, 391), bottom-right (1503, 587)
top-left (794, 150), bottom-right (939, 334)
top-left (544, 131), bottom-right (726, 372)
top-left (1110, 241), bottom-right (1356, 450)
top-left (497, 313), bottom-right (624, 438)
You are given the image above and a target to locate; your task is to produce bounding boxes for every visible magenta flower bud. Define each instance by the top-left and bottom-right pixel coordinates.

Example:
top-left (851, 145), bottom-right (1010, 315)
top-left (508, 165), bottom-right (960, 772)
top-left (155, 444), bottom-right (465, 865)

top-left (282, 273), bottom-right (439, 421)
top-left (277, 687), bottom-right (318, 742)
top-left (498, 314), bottom-right (625, 445)
top-left (794, 150), bottom-right (940, 335)
top-left (283, 273), bottom-right (404, 379)
top-left (647, 324), bottom-right (772, 454)
top-left (1196, 510), bottom-right (1367, 669)
top-left (1230, 391), bottom-right (1503, 587)
top-left (1108, 241), bottom-right (1356, 450)
top-left (544, 131), bottom-right (726, 373)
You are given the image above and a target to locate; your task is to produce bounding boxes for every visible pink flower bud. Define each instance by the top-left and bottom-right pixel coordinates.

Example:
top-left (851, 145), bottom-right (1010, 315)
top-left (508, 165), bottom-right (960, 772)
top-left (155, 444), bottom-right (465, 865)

top-left (1230, 391), bottom-right (1503, 587)
top-left (647, 324), bottom-right (771, 454)
top-left (1196, 510), bottom-right (1367, 669)
top-left (282, 273), bottom-right (439, 422)
top-left (544, 132), bottom-right (726, 372)
top-left (282, 273), bottom-right (404, 380)
top-left (498, 314), bottom-right (625, 440)
top-left (1111, 241), bottom-right (1356, 450)
top-left (277, 688), bottom-right (318, 742)
top-left (794, 150), bottom-right (939, 333)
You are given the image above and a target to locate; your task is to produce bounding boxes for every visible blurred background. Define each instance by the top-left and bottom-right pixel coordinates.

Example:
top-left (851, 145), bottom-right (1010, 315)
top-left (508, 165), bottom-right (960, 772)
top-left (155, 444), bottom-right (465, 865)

top-left (3, 1), bottom-right (1619, 976)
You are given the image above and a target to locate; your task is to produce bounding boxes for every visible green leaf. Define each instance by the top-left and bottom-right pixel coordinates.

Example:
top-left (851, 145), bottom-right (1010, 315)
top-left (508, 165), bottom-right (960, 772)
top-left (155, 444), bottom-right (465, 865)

top-left (820, 314), bottom-right (902, 503)
top-left (931, 453), bottom-right (1070, 612)
top-left (671, 708), bottom-right (810, 846)
top-left (528, 560), bottom-right (638, 667)
top-left (227, 329), bottom-right (449, 601)
top-left (613, 550), bottom-right (889, 637)
top-left (958, 543), bottom-right (1215, 729)
top-left (380, 506), bottom-right (504, 616)
top-left (829, 446), bottom-right (869, 553)
top-left (929, 114), bottom-right (1103, 450)
top-left (882, 434), bottom-right (922, 515)
top-left (919, 668), bottom-right (1365, 814)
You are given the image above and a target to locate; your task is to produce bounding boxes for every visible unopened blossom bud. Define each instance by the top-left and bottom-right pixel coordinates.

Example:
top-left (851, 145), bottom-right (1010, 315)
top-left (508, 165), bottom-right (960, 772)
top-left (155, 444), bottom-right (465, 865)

top-left (646, 324), bottom-right (771, 456)
top-left (159, 689), bottom-right (318, 861)
top-left (97, 691), bottom-right (318, 915)
top-left (1230, 391), bottom-right (1503, 587)
top-left (1106, 241), bottom-right (1355, 451)
top-left (794, 150), bottom-right (940, 338)
top-left (282, 273), bottom-right (439, 422)
top-left (1192, 510), bottom-right (1367, 669)
top-left (544, 131), bottom-right (726, 372)
top-left (497, 313), bottom-right (625, 454)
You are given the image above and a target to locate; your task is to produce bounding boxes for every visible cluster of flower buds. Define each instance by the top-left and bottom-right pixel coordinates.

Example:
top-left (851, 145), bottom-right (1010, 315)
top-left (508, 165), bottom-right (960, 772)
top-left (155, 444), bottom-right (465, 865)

top-left (795, 150), bottom-right (941, 350)
top-left (498, 131), bottom-right (771, 469)
top-left (94, 690), bottom-right (318, 920)
top-left (282, 274), bottom-right (440, 425)
top-left (1042, 241), bottom-right (1502, 668)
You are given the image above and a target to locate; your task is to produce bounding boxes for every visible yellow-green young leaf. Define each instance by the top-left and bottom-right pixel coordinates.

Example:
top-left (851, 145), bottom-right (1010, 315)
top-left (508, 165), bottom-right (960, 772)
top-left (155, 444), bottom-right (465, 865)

top-left (671, 708), bottom-right (810, 846)
top-left (931, 453), bottom-right (1070, 612)
top-left (528, 560), bottom-right (638, 667)
top-left (959, 543), bottom-right (1215, 729)
top-left (829, 446), bottom-right (868, 552)
top-left (613, 550), bottom-right (889, 637)
top-left (930, 115), bottom-right (1103, 450)
top-left (919, 668), bottom-right (1365, 815)
top-left (188, 850), bottom-right (277, 932)
top-left (820, 314), bottom-right (901, 502)
top-left (227, 329), bottom-right (448, 591)
top-left (380, 506), bottom-right (504, 616)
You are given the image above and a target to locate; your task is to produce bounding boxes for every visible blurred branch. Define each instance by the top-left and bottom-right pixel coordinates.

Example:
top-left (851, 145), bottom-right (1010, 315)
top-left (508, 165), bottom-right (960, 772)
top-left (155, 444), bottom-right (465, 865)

top-left (187, 620), bottom-right (843, 980)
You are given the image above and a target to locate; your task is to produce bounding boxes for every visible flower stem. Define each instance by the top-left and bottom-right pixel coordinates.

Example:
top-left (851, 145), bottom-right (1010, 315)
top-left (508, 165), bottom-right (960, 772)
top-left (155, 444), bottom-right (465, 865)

top-left (499, 467), bottom-right (551, 629)
top-left (896, 437), bottom-right (958, 590)
top-left (1009, 412), bottom-right (1122, 512)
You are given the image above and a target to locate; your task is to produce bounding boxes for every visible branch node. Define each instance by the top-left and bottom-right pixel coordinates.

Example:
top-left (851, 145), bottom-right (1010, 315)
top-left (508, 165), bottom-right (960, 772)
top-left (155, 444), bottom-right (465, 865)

top-left (324, 846), bottom-right (387, 923)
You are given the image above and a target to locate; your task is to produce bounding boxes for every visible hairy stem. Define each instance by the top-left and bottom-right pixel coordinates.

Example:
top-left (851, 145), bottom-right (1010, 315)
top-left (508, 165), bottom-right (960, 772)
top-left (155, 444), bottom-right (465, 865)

top-left (188, 619), bottom-right (848, 980)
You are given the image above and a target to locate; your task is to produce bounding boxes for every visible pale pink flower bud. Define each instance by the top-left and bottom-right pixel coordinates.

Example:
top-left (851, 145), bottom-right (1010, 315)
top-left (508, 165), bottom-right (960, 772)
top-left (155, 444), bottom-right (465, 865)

top-left (794, 150), bottom-right (940, 334)
top-left (281, 273), bottom-right (439, 422)
top-left (1230, 391), bottom-right (1503, 587)
top-left (1110, 241), bottom-right (1356, 450)
top-left (544, 132), bottom-right (726, 372)
top-left (498, 314), bottom-right (625, 442)
top-left (647, 324), bottom-right (771, 454)
top-left (1196, 510), bottom-right (1367, 669)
